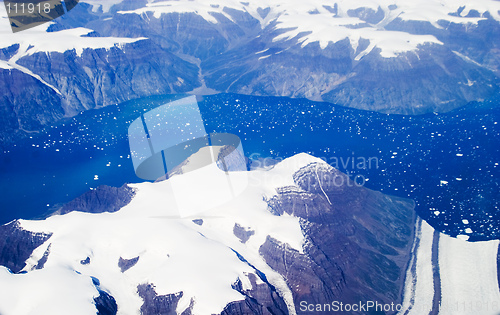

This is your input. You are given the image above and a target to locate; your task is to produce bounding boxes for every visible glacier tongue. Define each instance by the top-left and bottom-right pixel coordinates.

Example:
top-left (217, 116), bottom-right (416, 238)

top-left (437, 235), bottom-right (500, 315)
top-left (399, 219), bottom-right (500, 315)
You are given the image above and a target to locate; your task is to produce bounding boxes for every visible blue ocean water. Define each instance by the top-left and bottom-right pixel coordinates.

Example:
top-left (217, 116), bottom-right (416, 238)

top-left (0, 93), bottom-right (498, 241)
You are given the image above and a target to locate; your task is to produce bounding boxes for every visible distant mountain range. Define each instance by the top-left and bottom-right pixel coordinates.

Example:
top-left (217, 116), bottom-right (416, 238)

top-left (0, 0), bottom-right (499, 140)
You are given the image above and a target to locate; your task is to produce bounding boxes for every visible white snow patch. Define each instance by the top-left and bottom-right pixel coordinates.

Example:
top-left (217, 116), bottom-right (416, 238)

top-left (0, 266), bottom-right (99, 315)
top-left (81, 0), bottom-right (127, 12)
top-left (0, 60), bottom-right (12, 70)
top-left (4, 60), bottom-right (62, 95)
top-left (0, 26), bottom-right (145, 59)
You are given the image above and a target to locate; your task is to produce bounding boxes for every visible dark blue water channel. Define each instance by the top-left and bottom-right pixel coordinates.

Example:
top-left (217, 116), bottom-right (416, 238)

top-left (0, 93), bottom-right (498, 241)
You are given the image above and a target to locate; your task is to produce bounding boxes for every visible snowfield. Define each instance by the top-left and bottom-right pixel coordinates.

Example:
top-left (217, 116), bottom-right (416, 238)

top-left (0, 153), bottom-right (324, 315)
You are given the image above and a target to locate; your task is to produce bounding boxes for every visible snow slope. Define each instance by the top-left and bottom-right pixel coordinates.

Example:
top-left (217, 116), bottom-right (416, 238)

top-left (0, 153), bottom-right (324, 315)
top-left (0, 266), bottom-right (100, 315)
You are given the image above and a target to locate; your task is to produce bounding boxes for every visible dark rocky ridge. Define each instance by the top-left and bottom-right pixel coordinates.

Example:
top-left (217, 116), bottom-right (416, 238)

top-left (264, 162), bottom-right (416, 314)
top-left (1, 2), bottom-right (499, 140)
top-left (221, 274), bottom-right (288, 315)
top-left (137, 284), bottom-right (192, 315)
top-left (35, 243), bottom-right (51, 270)
top-left (58, 184), bottom-right (136, 215)
top-left (430, 231), bottom-right (442, 315)
top-left (0, 221), bottom-right (52, 273)
top-left (498, 244), bottom-right (500, 293)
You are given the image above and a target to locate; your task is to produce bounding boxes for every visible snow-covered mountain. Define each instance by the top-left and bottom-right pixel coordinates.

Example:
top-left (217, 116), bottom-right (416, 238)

top-left (0, 153), bottom-right (412, 314)
top-left (0, 153), bottom-right (498, 315)
top-left (0, 0), bottom-right (499, 139)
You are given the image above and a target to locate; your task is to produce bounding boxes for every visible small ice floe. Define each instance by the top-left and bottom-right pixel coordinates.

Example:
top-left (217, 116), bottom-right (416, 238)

top-left (456, 178), bottom-right (462, 181)
top-left (94, 175), bottom-right (99, 180)
top-left (456, 153), bottom-right (463, 157)
top-left (440, 180), bottom-right (448, 186)
top-left (462, 219), bottom-right (469, 224)
top-left (434, 211), bottom-right (440, 216)
top-left (465, 228), bottom-right (473, 234)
